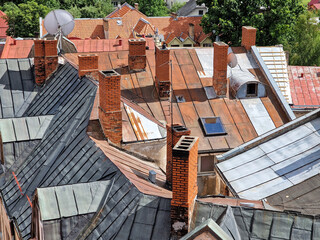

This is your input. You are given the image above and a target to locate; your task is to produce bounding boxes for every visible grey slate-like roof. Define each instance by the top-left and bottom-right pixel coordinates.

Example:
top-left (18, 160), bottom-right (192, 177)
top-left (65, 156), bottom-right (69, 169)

top-left (193, 201), bottom-right (320, 240)
top-left (0, 61), bottom-right (171, 240)
top-left (216, 108), bottom-right (320, 200)
top-left (178, 0), bottom-right (197, 16)
top-left (0, 58), bottom-right (37, 118)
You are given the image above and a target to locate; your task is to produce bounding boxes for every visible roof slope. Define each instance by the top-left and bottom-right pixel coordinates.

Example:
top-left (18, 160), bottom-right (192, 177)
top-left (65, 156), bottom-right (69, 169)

top-left (0, 58), bottom-right (37, 118)
top-left (0, 11), bottom-right (8, 39)
top-left (193, 201), bottom-right (320, 240)
top-left (288, 65), bottom-right (320, 109)
top-left (217, 108), bottom-right (320, 200)
top-left (178, 0), bottom-right (197, 16)
top-left (1, 37), bottom-right (34, 59)
top-left (1, 62), bottom-right (171, 239)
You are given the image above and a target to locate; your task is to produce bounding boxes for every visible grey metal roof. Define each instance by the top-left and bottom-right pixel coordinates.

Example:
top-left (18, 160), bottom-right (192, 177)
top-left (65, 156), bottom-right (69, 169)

top-left (193, 201), bottom-right (320, 240)
top-left (0, 58), bottom-right (37, 118)
top-left (0, 62), bottom-right (171, 240)
top-left (178, 0), bottom-right (197, 16)
top-left (0, 115), bottom-right (53, 143)
top-left (217, 108), bottom-right (320, 200)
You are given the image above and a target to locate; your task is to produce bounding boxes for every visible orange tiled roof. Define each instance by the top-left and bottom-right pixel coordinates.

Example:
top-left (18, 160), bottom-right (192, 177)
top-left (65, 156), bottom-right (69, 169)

top-left (107, 3), bottom-right (133, 18)
top-left (0, 11), bottom-right (8, 39)
top-left (1, 37), bottom-right (33, 59)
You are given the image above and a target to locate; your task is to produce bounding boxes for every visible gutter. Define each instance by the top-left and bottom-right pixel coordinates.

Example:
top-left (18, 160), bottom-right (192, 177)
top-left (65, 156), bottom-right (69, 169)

top-left (251, 46), bottom-right (296, 121)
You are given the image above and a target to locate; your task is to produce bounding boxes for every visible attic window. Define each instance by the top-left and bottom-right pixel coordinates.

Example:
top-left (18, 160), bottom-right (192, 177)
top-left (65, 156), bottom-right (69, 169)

top-left (246, 83), bottom-right (257, 97)
top-left (199, 10), bottom-right (204, 15)
top-left (183, 44), bottom-right (192, 47)
top-left (199, 117), bottom-right (226, 136)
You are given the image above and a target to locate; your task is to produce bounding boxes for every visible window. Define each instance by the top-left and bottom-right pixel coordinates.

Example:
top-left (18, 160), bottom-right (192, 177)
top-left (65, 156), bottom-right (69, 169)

top-left (199, 10), bottom-right (204, 15)
top-left (112, 1), bottom-right (118, 7)
top-left (199, 117), bottom-right (226, 136)
top-left (246, 83), bottom-right (257, 97)
top-left (199, 155), bottom-right (215, 173)
top-left (203, 43), bottom-right (212, 47)
top-left (183, 44), bottom-right (192, 47)
top-left (170, 44), bottom-right (180, 47)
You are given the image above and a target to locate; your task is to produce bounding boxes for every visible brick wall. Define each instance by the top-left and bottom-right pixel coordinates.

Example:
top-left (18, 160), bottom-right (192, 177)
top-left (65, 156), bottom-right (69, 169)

top-left (34, 39), bottom-right (58, 86)
top-left (128, 39), bottom-right (146, 71)
top-left (155, 46), bottom-right (171, 99)
top-left (171, 136), bottom-right (199, 238)
top-left (241, 26), bottom-right (257, 51)
top-left (166, 124), bottom-right (191, 187)
top-left (213, 42), bottom-right (228, 97)
top-left (78, 54), bottom-right (99, 77)
top-left (99, 70), bottom-right (122, 144)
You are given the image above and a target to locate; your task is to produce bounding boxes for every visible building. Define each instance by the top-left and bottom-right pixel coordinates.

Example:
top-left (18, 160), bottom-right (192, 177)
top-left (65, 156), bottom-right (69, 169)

top-left (178, 0), bottom-right (208, 16)
top-left (0, 37), bottom-right (34, 59)
top-left (308, 0), bottom-right (320, 10)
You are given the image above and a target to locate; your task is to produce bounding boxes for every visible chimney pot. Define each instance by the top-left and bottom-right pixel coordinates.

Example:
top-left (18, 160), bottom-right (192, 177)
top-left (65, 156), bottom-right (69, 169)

top-left (241, 26), bottom-right (257, 51)
top-left (134, 3), bottom-right (139, 10)
top-left (148, 170), bottom-right (156, 184)
top-left (213, 41), bottom-right (229, 97)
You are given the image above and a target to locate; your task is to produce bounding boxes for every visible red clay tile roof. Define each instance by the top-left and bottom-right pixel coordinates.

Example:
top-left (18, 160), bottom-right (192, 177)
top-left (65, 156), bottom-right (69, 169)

top-left (72, 38), bottom-right (154, 52)
top-left (311, 3), bottom-right (320, 9)
top-left (107, 3), bottom-right (133, 18)
top-left (288, 66), bottom-right (320, 108)
top-left (42, 18), bottom-right (104, 39)
top-left (308, 0), bottom-right (319, 6)
top-left (0, 11), bottom-right (8, 39)
top-left (1, 37), bottom-right (33, 59)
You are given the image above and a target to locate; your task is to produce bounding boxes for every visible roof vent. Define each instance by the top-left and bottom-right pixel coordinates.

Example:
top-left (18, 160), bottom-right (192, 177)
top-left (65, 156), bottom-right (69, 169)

top-left (173, 136), bottom-right (198, 151)
top-left (148, 170), bottom-right (156, 184)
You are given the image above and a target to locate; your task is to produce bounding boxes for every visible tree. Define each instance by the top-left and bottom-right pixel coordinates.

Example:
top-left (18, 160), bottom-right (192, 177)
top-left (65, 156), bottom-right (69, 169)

top-left (127, 0), bottom-right (169, 16)
top-left (197, 0), bottom-right (305, 46)
top-left (1, 1), bottom-right (50, 37)
top-left (170, 2), bottom-right (186, 13)
top-left (284, 12), bottom-right (320, 66)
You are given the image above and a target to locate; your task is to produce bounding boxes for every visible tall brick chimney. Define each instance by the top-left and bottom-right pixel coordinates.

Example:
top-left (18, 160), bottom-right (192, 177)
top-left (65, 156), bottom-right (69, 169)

top-left (128, 39), bottom-right (146, 71)
top-left (171, 135), bottom-right (199, 238)
top-left (78, 54), bottom-right (99, 78)
top-left (166, 124), bottom-right (191, 188)
top-left (34, 39), bottom-right (58, 86)
top-left (155, 45), bottom-right (171, 99)
top-left (213, 41), bottom-right (229, 97)
top-left (241, 26), bottom-right (257, 51)
top-left (189, 23), bottom-right (195, 40)
top-left (99, 70), bottom-right (122, 144)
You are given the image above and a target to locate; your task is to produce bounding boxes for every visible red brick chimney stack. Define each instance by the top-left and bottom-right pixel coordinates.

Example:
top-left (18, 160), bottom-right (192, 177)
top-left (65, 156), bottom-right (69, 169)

top-left (99, 70), bottom-right (122, 144)
top-left (34, 39), bottom-right (58, 86)
top-left (78, 54), bottom-right (99, 78)
top-left (155, 45), bottom-right (171, 99)
top-left (171, 135), bottom-right (199, 238)
top-left (128, 39), bottom-right (146, 71)
top-left (241, 26), bottom-right (257, 51)
top-left (189, 23), bottom-right (195, 40)
top-left (213, 41), bottom-right (229, 97)
top-left (166, 124), bottom-right (191, 187)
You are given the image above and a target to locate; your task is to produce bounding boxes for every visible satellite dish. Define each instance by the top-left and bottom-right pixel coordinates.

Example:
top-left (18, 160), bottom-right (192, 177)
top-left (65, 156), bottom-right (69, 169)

top-left (227, 53), bottom-right (238, 68)
top-left (44, 9), bottom-right (75, 36)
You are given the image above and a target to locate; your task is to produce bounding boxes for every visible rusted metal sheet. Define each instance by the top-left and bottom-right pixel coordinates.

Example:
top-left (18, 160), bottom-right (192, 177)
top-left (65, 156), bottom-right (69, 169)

top-left (260, 97), bottom-right (284, 128)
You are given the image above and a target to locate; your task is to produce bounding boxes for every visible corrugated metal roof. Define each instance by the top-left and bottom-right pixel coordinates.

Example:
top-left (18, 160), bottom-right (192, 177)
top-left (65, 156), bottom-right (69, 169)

top-left (193, 201), bottom-right (320, 240)
top-left (257, 46), bottom-right (292, 104)
top-left (0, 116), bottom-right (53, 143)
top-left (217, 108), bottom-right (320, 200)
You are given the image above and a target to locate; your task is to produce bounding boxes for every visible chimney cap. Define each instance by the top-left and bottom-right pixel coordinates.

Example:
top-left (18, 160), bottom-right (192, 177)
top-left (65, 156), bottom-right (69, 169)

top-left (128, 38), bottom-right (146, 42)
top-left (173, 136), bottom-right (198, 152)
top-left (214, 41), bottom-right (228, 47)
top-left (100, 69), bottom-right (119, 77)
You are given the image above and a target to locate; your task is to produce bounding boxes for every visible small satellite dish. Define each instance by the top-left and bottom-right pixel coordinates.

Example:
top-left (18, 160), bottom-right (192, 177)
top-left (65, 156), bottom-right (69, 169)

top-left (44, 9), bottom-right (75, 36)
top-left (227, 53), bottom-right (238, 68)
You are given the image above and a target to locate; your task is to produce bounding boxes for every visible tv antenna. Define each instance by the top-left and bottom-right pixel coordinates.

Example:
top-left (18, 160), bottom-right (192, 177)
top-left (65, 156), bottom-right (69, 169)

top-left (43, 9), bottom-right (75, 53)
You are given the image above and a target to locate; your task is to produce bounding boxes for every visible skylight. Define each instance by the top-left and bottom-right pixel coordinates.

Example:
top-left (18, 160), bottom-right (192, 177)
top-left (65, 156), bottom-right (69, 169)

top-left (199, 117), bottom-right (226, 136)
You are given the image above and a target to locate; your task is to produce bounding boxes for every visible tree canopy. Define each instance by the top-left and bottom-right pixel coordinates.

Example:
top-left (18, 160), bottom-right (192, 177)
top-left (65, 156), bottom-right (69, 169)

top-left (197, 0), bottom-right (305, 46)
top-left (127, 0), bottom-right (169, 16)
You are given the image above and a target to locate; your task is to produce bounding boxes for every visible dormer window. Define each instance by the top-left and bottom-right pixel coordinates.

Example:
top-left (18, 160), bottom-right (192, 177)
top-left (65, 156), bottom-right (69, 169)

top-left (199, 117), bottom-right (226, 136)
top-left (246, 83), bottom-right (257, 97)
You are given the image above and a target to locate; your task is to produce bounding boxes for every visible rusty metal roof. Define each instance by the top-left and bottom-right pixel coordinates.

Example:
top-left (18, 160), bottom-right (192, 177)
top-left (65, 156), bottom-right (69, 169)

top-left (65, 47), bottom-right (290, 153)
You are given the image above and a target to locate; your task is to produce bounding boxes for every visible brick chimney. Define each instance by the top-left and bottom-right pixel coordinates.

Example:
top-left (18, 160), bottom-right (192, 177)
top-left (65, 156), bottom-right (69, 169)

top-left (78, 54), bottom-right (99, 78)
top-left (34, 39), bottom-right (58, 86)
top-left (166, 124), bottom-right (191, 188)
top-left (99, 70), bottom-right (122, 144)
top-left (134, 3), bottom-right (139, 10)
top-left (171, 135), bottom-right (199, 238)
top-left (155, 45), bottom-right (171, 99)
top-left (241, 26), bottom-right (257, 51)
top-left (213, 41), bottom-right (228, 97)
top-left (103, 18), bottom-right (109, 39)
top-left (189, 23), bottom-right (195, 40)
top-left (128, 39), bottom-right (146, 71)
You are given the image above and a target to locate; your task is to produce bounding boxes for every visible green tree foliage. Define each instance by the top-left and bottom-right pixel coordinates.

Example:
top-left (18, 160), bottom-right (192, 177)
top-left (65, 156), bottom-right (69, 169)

top-left (127, 0), bottom-right (169, 16)
top-left (284, 12), bottom-right (320, 66)
top-left (2, 1), bottom-right (50, 37)
top-left (197, 0), bottom-right (305, 46)
top-left (170, 2), bottom-right (186, 13)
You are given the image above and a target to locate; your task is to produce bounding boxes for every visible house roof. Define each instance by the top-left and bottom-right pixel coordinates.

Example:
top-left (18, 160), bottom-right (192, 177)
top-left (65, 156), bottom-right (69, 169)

top-left (0, 60), bottom-right (171, 239)
top-left (308, 0), bottom-right (320, 6)
top-left (288, 65), bottom-right (320, 109)
top-left (266, 173), bottom-right (320, 216)
top-left (178, 0), bottom-right (201, 16)
top-left (65, 47), bottom-right (290, 153)
top-left (313, 3), bottom-right (320, 9)
top-left (41, 18), bottom-right (105, 39)
top-left (1, 37), bottom-right (34, 59)
top-left (193, 201), bottom-right (320, 240)
top-left (0, 58), bottom-right (37, 118)
top-left (71, 38), bottom-right (155, 53)
top-left (0, 10), bottom-right (8, 39)
top-left (257, 46), bottom-right (292, 104)
top-left (216, 108), bottom-right (320, 200)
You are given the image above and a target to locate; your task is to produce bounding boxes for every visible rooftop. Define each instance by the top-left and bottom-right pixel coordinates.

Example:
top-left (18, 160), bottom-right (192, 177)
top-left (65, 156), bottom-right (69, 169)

top-left (1, 37), bottom-right (34, 59)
